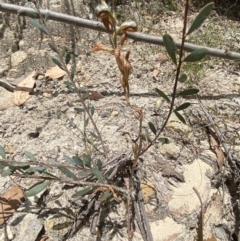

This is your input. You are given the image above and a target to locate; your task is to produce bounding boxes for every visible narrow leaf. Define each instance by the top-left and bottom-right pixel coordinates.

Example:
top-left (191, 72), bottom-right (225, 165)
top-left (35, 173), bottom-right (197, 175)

top-left (187, 2), bottom-right (214, 35)
top-left (84, 118), bottom-right (89, 128)
top-left (92, 168), bottom-right (105, 183)
top-left (64, 156), bottom-right (76, 166)
top-left (178, 74), bottom-right (187, 83)
top-left (48, 159), bottom-right (59, 165)
top-left (174, 111), bottom-right (186, 124)
top-left (71, 63), bottom-right (76, 79)
top-left (90, 106), bottom-right (95, 116)
top-left (90, 132), bottom-right (99, 139)
top-left (52, 57), bottom-right (64, 70)
top-left (64, 81), bottom-right (74, 92)
top-left (84, 91), bottom-right (89, 100)
top-left (33, 166), bottom-right (47, 173)
top-left (163, 34), bottom-right (177, 65)
top-left (74, 108), bottom-right (84, 113)
top-left (25, 11), bottom-right (39, 19)
top-left (159, 138), bottom-right (169, 144)
top-left (0, 145), bottom-right (6, 159)
top-left (72, 156), bottom-right (84, 167)
top-left (24, 151), bottom-right (36, 162)
top-left (29, 19), bottom-right (48, 35)
top-left (145, 128), bottom-right (152, 142)
top-left (184, 48), bottom-right (208, 62)
top-left (58, 166), bottom-right (77, 180)
top-left (148, 122), bottom-right (157, 135)
top-left (25, 181), bottom-right (50, 197)
top-left (72, 187), bottom-right (92, 198)
top-left (97, 159), bottom-right (102, 170)
top-left (82, 154), bottom-right (91, 168)
top-left (48, 43), bottom-right (57, 52)
top-left (155, 88), bottom-right (170, 102)
top-left (1, 168), bottom-right (13, 177)
top-left (174, 102), bottom-right (191, 112)
top-left (65, 53), bottom-right (71, 65)
top-left (178, 88), bottom-right (199, 96)
top-left (99, 190), bottom-right (111, 202)
top-left (45, 11), bottom-right (50, 21)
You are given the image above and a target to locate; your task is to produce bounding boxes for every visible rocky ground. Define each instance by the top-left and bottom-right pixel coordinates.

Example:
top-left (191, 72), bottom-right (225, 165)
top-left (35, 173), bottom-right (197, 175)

top-left (0, 0), bottom-right (240, 241)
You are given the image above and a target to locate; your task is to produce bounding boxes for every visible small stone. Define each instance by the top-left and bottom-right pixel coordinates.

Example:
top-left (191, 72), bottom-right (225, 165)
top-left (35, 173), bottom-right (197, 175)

top-left (10, 213), bottom-right (43, 241)
top-left (0, 87), bottom-right (14, 110)
top-left (110, 110), bottom-right (119, 117)
top-left (101, 111), bottom-right (110, 118)
top-left (11, 51), bottom-right (27, 67)
top-left (42, 92), bottom-right (52, 98)
top-left (160, 142), bottom-right (180, 159)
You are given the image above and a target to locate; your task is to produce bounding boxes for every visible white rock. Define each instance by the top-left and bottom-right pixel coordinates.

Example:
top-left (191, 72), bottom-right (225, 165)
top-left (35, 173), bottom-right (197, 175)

top-left (160, 142), bottom-right (180, 159)
top-left (11, 51), bottom-right (27, 67)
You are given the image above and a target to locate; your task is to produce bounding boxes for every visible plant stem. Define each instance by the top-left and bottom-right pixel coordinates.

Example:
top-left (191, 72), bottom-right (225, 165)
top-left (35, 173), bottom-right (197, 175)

top-left (140, 0), bottom-right (190, 156)
top-left (34, 2), bottom-right (108, 158)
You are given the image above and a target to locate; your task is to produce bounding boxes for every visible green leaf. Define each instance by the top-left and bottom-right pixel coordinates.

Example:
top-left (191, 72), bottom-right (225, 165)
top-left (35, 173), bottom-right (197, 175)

top-left (33, 166), bottom-right (47, 173)
top-left (29, 19), bottom-right (48, 35)
top-left (0, 163), bottom-right (5, 169)
top-left (178, 88), bottom-right (199, 96)
top-left (158, 138), bottom-right (169, 144)
top-left (1, 168), bottom-right (13, 177)
top-left (71, 63), bottom-right (76, 79)
top-left (145, 128), bottom-right (152, 142)
top-left (65, 53), bottom-right (71, 65)
top-left (52, 57), bottom-right (64, 70)
top-left (58, 166), bottom-right (77, 180)
top-left (64, 155), bottom-right (77, 166)
top-left (97, 159), bottom-right (102, 170)
top-left (26, 181), bottom-right (50, 197)
top-left (84, 118), bottom-right (89, 128)
top-left (184, 48), bottom-right (208, 62)
top-left (45, 11), bottom-right (50, 21)
top-left (155, 88), bottom-right (170, 102)
top-left (48, 159), bottom-right (59, 165)
top-left (82, 154), bottom-right (91, 168)
top-left (187, 2), bottom-right (214, 35)
top-left (25, 11), bottom-right (39, 19)
top-left (48, 43), bottom-right (57, 52)
top-left (24, 167), bottom-right (35, 174)
top-left (90, 132), bottom-right (99, 139)
top-left (72, 156), bottom-right (84, 167)
top-left (163, 34), bottom-right (177, 65)
top-left (148, 122), bottom-right (157, 135)
top-left (74, 107), bottom-right (84, 113)
top-left (174, 102), bottom-right (191, 112)
top-left (178, 74), bottom-right (187, 83)
top-left (64, 81), bottom-right (75, 92)
top-left (24, 151), bottom-right (36, 162)
top-left (174, 111), bottom-right (186, 124)
top-left (72, 187), bottom-right (92, 198)
top-left (90, 106), bottom-right (95, 116)
top-left (61, 46), bottom-right (67, 57)
top-left (84, 91), bottom-right (89, 100)
top-left (0, 145), bottom-right (6, 159)
top-left (92, 167), bottom-right (105, 183)
top-left (99, 190), bottom-right (111, 202)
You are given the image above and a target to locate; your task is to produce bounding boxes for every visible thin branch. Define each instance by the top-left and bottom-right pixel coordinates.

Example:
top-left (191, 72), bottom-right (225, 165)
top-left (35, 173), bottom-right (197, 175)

top-left (196, 95), bottom-right (236, 169)
top-left (140, 0), bottom-right (190, 156)
top-left (0, 3), bottom-right (240, 60)
top-left (3, 172), bottom-right (128, 194)
top-left (193, 187), bottom-right (203, 241)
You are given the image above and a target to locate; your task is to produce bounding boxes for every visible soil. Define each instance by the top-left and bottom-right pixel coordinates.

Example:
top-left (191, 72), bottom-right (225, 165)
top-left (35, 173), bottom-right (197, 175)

top-left (0, 0), bottom-right (240, 241)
